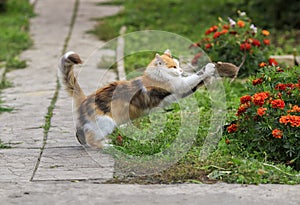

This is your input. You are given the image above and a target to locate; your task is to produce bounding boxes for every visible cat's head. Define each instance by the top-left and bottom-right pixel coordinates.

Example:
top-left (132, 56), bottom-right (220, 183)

top-left (146, 49), bottom-right (183, 80)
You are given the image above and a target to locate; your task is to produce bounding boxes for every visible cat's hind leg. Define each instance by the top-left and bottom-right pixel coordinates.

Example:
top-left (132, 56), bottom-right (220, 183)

top-left (83, 116), bottom-right (116, 149)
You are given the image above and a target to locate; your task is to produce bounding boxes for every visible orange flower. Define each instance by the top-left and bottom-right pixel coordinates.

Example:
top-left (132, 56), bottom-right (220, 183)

top-left (288, 105), bottom-right (300, 113)
top-left (227, 124), bottom-right (238, 133)
top-left (259, 62), bottom-right (267, 67)
top-left (220, 29), bottom-right (228, 34)
top-left (240, 95), bottom-right (251, 104)
top-left (271, 99), bottom-right (285, 109)
top-left (279, 115), bottom-right (300, 127)
top-left (257, 107), bottom-right (267, 117)
top-left (272, 129), bottom-right (283, 139)
top-left (252, 92), bottom-right (269, 107)
top-left (263, 39), bottom-right (270, 45)
top-left (262, 30), bottom-right (270, 36)
top-left (252, 78), bottom-right (263, 86)
top-left (237, 20), bottom-right (245, 27)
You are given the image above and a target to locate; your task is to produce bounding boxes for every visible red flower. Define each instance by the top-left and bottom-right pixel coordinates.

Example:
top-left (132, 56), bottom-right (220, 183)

top-left (271, 99), bottom-right (285, 109)
top-left (222, 24), bottom-right (230, 29)
top-left (240, 95), bottom-right (252, 104)
top-left (205, 43), bottom-right (212, 49)
top-left (240, 43), bottom-right (251, 51)
top-left (236, 104), bottom-right (250, 116)
top-left (205, 25), bottom-right (218, 35)
top-left (220, 29), bottom-right (228, 34)
top-left (275, 83), bottom-right (287, 91)
top-left (213, 31), bottom-right (222, 39)
top-left (252, 92), bottom-right (269, 107)
top-left (268, 58), bottom-right (278, 66)
top-left (252, 78), bottom-right (263, 86)
top-left (263, 39), bottom-right (270, 45)
top-left (227, 124), bottom-right (238, 133)
top-left (257, 107), bottom-right (267, 117)
top-left (272, 129), bottom-right (283, 139)
top-left (249, 38), bottom-right (261, 47)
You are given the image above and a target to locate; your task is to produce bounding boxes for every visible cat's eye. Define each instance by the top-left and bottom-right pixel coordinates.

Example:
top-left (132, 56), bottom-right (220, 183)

top-left (173, 66), bottom-right (177, 68)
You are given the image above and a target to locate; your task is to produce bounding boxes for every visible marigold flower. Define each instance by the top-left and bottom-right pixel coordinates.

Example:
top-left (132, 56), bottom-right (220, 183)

top-left (240, 95), bottom-right (252, 104)
top-left (227, 124), bottom-right (238, 133)
top-left (252, 92), bottom-right (269, 107)
top-left (279, 115), bottom-right (300, 127)
top-left (252, 78), bottom-right (263, 86)
top-left (220, 29), bottom-right (228, 34)
top-left (237, 20), bottom-right (245, 27)
top-left (268, 58), bottom-right (278, 66)
top-left (213, 31), bottom-right (222, 39)
top-left (236, 103), bottom-right (250, 116)
top-left (275, 83), bottom-right (287, 91)
top-left (250, 38), bottom-right (261, 47)
top-left (257, 107), bottom-right (267, 117)
top-left (262, 30), bottom-right (270, 36)
top-left (222, 24), bottom-right (230, 29)
top-left (240, 43), bottom-right (251, 51)
top-left (272, 129), bottom-right (283, 139)
top-left (205, 25), bottom-right (218, 35)
top-left (263, 39), bottom-right (270, 45)
top-left (259, 62), bottom-right (267, 67)
top-left (205, 43), bottom-right (212, 49)
top-left (289, 105), bottom-right (300, 113)
top-left (271, 99), bottom-right (285, 109)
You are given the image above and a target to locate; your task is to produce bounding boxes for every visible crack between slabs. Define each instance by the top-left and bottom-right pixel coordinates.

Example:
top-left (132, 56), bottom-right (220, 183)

top-left (30, 0), bottom-right (80, 182)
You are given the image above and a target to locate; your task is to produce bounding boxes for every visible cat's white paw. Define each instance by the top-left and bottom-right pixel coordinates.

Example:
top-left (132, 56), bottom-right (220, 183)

top-left (204, 63), bottom-right (215, 76)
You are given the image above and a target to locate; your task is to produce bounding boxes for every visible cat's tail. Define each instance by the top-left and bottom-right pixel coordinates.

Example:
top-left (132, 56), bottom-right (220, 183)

top-left (59, 51), bottom-right (86, 108)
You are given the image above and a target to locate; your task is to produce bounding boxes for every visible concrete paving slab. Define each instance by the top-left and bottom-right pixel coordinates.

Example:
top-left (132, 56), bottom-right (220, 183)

top-left (0, 148), bottom-right (39, 182)
top-left (33, 147), bottom-right (114, 181)
top-left (0, 183), bottom-right (299, 205)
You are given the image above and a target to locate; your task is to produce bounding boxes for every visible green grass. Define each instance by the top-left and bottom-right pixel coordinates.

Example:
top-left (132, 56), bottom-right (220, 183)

top-left (91, 0), bottom-right (243, 42)
top-left (94, 0), bottom-right (300, 184)
top-left (0, 0), bottom-right (34, 68)
top-left (0, 0), bottom-right (33, 148)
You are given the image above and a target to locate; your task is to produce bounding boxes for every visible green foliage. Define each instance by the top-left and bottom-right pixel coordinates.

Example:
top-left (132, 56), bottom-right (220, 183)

top-left (195, 12), bottom-right (274, 77)
top-left (226, 65), bottom-right (300, 170)
top-left (239, 0), bottom-right (300, 30)
top-left (0, 0), bottom-right (33, 67)
top-left (93, 0), bottom-right (243, 42)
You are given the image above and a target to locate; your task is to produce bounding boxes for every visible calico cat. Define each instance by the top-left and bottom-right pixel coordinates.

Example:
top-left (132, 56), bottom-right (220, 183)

top-left (59, 49), bottom-right (216, 148)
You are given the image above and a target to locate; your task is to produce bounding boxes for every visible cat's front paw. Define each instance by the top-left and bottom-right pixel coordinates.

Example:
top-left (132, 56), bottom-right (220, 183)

top-left (204, 63), bottom-right (216, 76)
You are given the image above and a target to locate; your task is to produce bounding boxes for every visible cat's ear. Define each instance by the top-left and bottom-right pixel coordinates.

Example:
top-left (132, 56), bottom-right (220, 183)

top-left (155, 53), bottom-right (164, 66)
top-left (164, 49), bottom-right (172, 57)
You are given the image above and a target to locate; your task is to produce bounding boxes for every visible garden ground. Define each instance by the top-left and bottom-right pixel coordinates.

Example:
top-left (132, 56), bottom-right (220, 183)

top-left (0, 0), bottom-right (299, 204)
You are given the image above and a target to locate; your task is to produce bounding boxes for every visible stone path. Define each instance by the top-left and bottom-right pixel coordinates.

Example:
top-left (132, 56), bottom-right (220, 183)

top-left (0, 0), bottom-right (299, 204)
